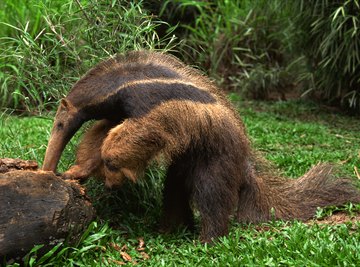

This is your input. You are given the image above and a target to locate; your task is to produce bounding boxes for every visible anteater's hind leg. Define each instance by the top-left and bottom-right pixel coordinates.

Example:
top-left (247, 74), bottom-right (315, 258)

top-left (237, 183), bottom-right (266, 223)
top-left (160, 156), bottom-right (194, 233)
top-left (63, 119), bottom-right (115, 180)
top-left (191, 158), bottom-right (239, 243)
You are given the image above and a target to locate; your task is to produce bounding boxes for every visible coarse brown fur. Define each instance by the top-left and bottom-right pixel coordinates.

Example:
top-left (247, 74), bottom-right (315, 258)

top-left (43, 50), bottom-right (360, 243)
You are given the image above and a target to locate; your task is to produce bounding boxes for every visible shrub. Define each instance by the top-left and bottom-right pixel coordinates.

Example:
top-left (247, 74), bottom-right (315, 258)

top-left (160, 0), bottom-right (296, 99)
top-left (0, 0), bottom-right (176, 114)
top-left (290, 0), bottom-right (360, 111)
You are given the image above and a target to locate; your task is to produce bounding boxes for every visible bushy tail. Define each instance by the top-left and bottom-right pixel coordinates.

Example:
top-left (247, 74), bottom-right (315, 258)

top-left (237, 164), bottom-right (360, 223)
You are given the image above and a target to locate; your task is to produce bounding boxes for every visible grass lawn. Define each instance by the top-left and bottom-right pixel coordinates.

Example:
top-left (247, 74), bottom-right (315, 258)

top-left (2, 99), bottom-right (360, 266)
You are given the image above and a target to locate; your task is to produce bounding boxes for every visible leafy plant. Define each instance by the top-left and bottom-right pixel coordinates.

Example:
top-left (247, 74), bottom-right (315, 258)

top-left (290, 0), bottom-right (360, 111)
top-left (161, 0), bottom-right (296, 99)
top-left (0, 0), bottom-right (177, 114)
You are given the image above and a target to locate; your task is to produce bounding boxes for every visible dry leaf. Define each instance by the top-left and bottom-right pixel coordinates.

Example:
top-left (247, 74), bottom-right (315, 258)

top-left (108, 258), bottom-right (126, 265)
top-left (355, 166), bottom-right (360, 179)
top-left (137, 237), bottom-right (145, 251)
top-left (110, 242), bottom-right (121, 251)
top-left (140, 252), bottom-right (150, 260)
top-left (120, 251), bottom-right (132, 262)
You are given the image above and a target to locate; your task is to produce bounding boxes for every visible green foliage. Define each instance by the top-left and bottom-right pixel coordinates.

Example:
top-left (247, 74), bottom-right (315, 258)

top-left (290, 0), bottom-right (360, 111)
top-left (0, 0), bottom-right (177, 113)
top-left (2, 99), bottom-right (360, 266)
top-left (159, 0), bottom-right (360, 111)
top-left (6, 219), bottom-right (360, 266)
top-left (2, 0), bottom-right (360, 113)
top-left (0, 115), bottom-right (52, 162)
top-left (238, 100), bottom-right (360, 177)
top-left (162, 0), bottom-right (296, 99)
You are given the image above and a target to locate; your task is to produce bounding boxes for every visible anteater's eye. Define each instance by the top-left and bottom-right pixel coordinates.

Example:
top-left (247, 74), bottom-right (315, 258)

top-left (57, 122), bottom-right (64, 130)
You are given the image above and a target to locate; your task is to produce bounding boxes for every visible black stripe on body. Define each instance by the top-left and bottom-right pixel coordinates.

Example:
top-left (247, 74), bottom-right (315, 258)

top-left (68, 64), bottom-right (183, 108)
top-left (80, 80), bottom-right (216, 121)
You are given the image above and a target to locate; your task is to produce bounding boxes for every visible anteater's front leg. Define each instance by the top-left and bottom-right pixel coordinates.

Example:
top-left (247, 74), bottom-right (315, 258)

top-left (101, 118), bottom-right (166, 188)
top-left (62, 119), bottom-right (115, 180)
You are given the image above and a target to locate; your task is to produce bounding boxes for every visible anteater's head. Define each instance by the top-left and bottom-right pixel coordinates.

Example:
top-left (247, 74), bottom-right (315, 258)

top-left (42, 99), bottom-right (84, 172)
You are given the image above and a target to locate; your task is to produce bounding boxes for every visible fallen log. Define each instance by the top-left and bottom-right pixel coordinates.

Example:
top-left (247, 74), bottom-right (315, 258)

top-left (0, 158), bottom-right (38, 173)
top-left (0, 159), bottom-right (95, 258)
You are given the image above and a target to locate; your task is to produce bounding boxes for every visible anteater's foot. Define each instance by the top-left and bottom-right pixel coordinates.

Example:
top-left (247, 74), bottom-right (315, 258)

top-left (62, 165), bottom-right (90, 181)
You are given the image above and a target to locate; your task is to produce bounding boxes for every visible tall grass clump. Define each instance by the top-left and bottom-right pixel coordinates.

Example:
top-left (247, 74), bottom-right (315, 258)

top-left (161, 0), bottom-right (296, 99)
top-left (0, 0), bottom-right (176, 114)
top-left (290, 0), bottom-right (360, 111)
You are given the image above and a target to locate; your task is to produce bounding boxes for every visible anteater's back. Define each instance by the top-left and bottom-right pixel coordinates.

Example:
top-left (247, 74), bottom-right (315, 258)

top-left (65, 50), bottom-right (242, 126)
top-left (67, 51), bottom-right (220, 108)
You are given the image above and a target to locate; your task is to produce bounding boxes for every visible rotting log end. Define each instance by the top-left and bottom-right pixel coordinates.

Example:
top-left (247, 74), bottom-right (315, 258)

top-left (0, 168), bottom-right (95, 258)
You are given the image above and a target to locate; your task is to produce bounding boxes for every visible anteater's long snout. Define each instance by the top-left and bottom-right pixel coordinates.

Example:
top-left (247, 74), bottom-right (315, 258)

top-left (42, 129), bottom-right (69, 172)
top-left (42, 99), bottom-right (83, 172)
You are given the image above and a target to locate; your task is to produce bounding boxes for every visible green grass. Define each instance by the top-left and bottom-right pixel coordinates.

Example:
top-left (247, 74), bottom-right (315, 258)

top-left (229, 95), bottom-right (360, 178)
top-left (0, 0), bottom-right (177, 113)
top-left (2, 99), bottom-right (360, 266)
top-left (289, 0), bottom-right (360, 110)
top-left (163, 0), bottom-right (297, 100)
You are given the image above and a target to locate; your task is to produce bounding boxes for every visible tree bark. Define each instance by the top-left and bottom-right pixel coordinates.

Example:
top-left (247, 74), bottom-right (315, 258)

top-left (0, 158), bottom-right (38, 173)
top-left (0, 160), bottom-right (95, 258)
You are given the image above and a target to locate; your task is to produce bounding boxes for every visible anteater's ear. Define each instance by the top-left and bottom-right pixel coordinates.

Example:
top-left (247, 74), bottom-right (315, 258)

top-left (121, 168), bottom-right (137, 183)
top-left (60, 98), bottom-right (76, 112)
